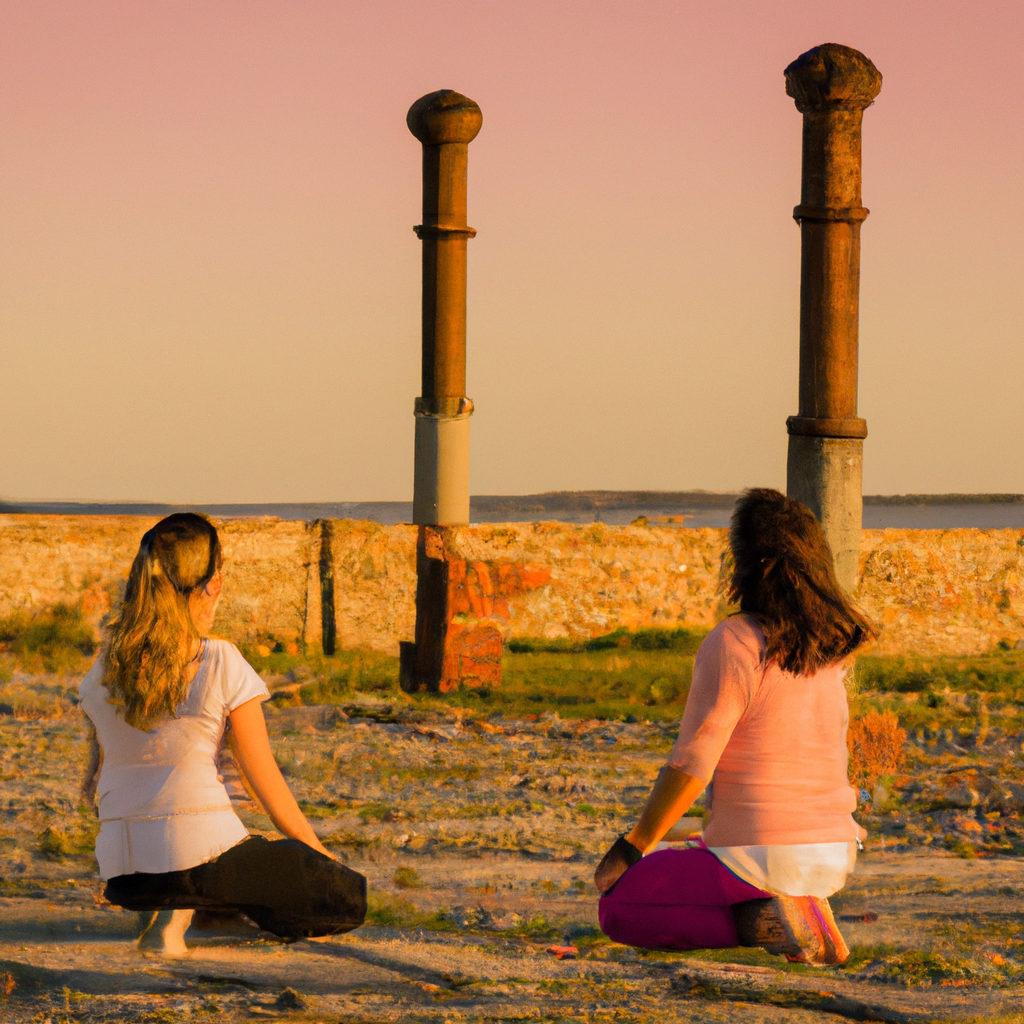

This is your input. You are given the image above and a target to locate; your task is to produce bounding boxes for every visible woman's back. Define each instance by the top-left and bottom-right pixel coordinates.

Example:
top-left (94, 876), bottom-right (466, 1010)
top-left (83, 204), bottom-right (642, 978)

top-left (79, 639), bottom-right (268, 878)
top-left (669, 615), bottom-right (860, 847)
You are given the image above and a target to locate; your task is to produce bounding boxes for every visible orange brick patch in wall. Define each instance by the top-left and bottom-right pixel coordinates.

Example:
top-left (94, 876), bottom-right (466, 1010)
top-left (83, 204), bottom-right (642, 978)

top-left (447, 560), bottom-right (552, 625)
top-left (433, 558), bottom-right (552, 691)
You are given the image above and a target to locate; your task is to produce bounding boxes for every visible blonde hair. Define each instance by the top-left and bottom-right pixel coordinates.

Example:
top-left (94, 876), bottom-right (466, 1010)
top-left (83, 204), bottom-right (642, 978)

top-left (103, 513), bottom-right (222, 730)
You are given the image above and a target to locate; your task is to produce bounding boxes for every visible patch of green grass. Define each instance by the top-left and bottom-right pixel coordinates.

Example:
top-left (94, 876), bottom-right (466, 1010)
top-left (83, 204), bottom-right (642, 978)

top-left (297, 800), bottom-right (345, 819)
top-left (251, 637), bottom-right (698, 721)
top-left (362, 893), bottom-right (472, 934)
top-left (421, 646), bottom-right (696, 721)
top-left (365, 891), bottom-right (420, 927)
top-left (499, 648), bottom-right (694, 720)
top-left (0, 603), bottom-right (96, 674)
top-left (843, 944), bottom-right (1002, 986)
top-left (321, 829), bottom-right (380, 851)
top-left (237, 639), bottom-right (1024, 730)
top-left (537, 978), bottom-right (576, 995)
top-left (38, 822), bottom-right (98, 860)
top-left (506, 626), bottom-right (707, 655)
top-left (946, 837), bottom-right (978, 859)
top-left (39, 826), bottom-right (72, 857)
top-left (356, 800), bottom-right (400, 823)
top-left (845, 653), bottom-right (1024, 735)
top-left (0, 879), bottom-right (50, 899)
top-left (856, 653), bottom-right (1024, 696)
top-left (234, 643), bottom-right (401, 701)
top-left (675, 945), bottom-right (810, 971)
top-left (503, 913), bottom-right (562, 941)
top-left (564, 923), bottom-right (607, 949)
top-left (393, 866), bottom-right (423, 889)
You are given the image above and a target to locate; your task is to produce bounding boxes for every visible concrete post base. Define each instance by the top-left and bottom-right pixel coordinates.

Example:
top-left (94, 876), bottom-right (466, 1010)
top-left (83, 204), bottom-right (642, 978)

top-left (413, 414), bottom-right (470, 526)
top-left (786, 435), bottom-right (863, 592)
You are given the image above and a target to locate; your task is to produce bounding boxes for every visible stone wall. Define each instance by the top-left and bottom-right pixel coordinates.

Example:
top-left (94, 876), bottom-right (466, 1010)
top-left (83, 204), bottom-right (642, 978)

top-left (327, 519), bottom-right (418, 654)
top-left (1, 514), bottom-right (1022, 658)
top-left (859, 528), bottom-right (1024, 656)
top-left (0, 515), bottom-right (312, 645)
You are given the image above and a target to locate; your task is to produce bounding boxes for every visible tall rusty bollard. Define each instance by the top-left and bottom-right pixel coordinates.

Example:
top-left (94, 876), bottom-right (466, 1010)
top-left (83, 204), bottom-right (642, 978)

top-left (407, 89), bottom-right (481, 526)
top-left (784, 44), bottom-right (882, 591)
top-left (399, 90), bottom-right (501, 693)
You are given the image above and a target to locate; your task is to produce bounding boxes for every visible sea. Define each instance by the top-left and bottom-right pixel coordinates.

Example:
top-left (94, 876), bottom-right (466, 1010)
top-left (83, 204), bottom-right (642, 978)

top-left (2, 499), bottom-right (1023, 530)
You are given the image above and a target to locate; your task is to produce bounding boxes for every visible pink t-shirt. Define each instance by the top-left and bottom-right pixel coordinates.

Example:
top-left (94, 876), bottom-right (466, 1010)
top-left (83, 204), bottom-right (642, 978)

top-left (668, 615), bottom-right (863, 847)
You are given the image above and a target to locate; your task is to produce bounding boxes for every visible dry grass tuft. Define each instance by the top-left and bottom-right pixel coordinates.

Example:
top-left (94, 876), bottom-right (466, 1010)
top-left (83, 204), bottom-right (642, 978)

top-left (848, 709), bottom-right (907, 794)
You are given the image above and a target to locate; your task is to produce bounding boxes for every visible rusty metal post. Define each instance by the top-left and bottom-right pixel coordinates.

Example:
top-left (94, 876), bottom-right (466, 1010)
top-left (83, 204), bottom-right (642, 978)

top-left (784, 44), bottom-right (881, 591)
top-left (407, 89), bottom-right (481, 525)
top-left (400, 90), bottom-right (496, 693)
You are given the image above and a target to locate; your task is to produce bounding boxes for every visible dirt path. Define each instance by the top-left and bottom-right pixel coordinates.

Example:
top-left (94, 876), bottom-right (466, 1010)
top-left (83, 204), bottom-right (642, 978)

top-left (3, 850), bottom-right (1023, 1022)
top-left (2, 685), bottom-right (1024, 1021)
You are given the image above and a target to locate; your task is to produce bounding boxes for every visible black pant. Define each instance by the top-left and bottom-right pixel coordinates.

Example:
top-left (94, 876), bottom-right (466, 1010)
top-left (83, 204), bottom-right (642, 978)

top-left (104, 836), bottom-right (367, 941)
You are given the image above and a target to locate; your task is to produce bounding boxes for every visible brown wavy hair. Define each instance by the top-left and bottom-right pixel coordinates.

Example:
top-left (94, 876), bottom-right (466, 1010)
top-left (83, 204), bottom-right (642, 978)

top-left (103, 513), bottom-right (222, 729)
top-left (729, 488), bottom-right (875, 675)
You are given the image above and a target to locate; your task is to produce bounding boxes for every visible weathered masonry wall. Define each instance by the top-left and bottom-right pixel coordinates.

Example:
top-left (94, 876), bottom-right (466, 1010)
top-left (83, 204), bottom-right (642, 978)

top-left (2, 515), bottom-right (1023, 658)
top-left (0, 516), bottom-right (313, 647)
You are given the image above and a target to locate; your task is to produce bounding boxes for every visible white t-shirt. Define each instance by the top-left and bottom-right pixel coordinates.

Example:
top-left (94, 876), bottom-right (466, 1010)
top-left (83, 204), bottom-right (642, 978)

top-left (79, 640), bottom-right (269, 879)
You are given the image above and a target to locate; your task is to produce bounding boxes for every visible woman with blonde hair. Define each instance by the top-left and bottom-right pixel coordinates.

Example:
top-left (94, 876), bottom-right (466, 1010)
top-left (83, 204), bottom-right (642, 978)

top-left (594, 489), bottom-right (874, 965)
top-left (79, 513), bottom-right (365, 954)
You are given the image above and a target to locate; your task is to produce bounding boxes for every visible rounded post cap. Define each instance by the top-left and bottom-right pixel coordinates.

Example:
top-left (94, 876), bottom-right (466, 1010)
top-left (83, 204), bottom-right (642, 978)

top-left (407, 90), bottom-right (482, 145)
top-left (785, 44), bottom-right (881, 113)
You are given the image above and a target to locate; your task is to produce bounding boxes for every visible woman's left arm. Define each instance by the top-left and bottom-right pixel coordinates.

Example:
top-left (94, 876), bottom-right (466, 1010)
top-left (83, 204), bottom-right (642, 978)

top-left (227, 696), bottom-right (334, 859)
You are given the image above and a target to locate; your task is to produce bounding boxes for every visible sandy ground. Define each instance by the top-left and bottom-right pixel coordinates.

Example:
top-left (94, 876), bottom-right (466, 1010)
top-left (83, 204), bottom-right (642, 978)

top-left (2, 677), bottom-right (1024, 1022)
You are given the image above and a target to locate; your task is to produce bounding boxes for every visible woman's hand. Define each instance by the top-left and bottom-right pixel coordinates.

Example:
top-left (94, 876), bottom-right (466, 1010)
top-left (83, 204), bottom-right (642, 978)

top-left (594, 835), bottom-right (643, 894)
top-left (227, 697), bottom-right (335, 860)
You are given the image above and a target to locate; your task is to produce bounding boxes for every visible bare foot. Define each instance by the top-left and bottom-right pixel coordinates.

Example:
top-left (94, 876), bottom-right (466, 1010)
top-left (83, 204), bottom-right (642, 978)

top-left (138, 909), bottom-right (194, 956)
top-left (734, 895), bottom-right (849, 966)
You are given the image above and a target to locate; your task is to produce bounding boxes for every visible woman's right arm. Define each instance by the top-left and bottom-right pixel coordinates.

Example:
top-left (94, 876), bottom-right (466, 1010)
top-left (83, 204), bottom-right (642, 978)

top-left (625, 766), bottom-right (707, 853)
top-left (227, 696), bottom-right (334, 859)
top-left (595, 624), bottom-right (755, 893)
top-left (594, 766), bottom-right (706, 893)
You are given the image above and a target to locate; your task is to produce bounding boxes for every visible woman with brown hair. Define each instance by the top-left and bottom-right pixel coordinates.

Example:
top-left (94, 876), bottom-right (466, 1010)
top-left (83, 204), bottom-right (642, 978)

top-left (79, 513), bottom-right (366, 954)
top-left (594, 488), bottom-right (874, 964)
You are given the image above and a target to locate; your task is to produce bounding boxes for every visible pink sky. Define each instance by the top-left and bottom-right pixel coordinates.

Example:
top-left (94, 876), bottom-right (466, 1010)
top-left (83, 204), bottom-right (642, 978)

top-left (2, 1), bottom-right (1022, 501)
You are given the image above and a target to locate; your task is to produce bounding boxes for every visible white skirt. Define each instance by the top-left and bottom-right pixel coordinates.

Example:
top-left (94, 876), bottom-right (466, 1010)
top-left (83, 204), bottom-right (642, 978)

top-left (707, 841), bottom-right (858, 898)
top-left (96, 807), bottom-right (250, 879)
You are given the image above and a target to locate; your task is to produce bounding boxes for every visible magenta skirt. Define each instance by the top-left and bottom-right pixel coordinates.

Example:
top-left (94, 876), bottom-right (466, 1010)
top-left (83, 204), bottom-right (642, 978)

top-left (598, 846), bottom-right (771, 950)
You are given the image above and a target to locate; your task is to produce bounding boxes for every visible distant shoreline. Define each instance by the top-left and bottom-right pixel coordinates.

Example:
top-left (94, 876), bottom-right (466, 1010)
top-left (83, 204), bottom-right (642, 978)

top-left (1, 490), bottom-right (1022, 518)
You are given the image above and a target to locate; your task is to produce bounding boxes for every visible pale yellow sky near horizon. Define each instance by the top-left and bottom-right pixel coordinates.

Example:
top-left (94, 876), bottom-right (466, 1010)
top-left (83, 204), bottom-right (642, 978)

top-left (1, 1), bottom-right (1022, 503)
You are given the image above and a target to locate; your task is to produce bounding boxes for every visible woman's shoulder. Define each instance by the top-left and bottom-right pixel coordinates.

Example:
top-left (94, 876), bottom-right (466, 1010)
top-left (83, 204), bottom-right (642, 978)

top-left (204, 638), bottom-right (243, 662)
top-left (203, 639), bottom-right (257, 680)
top-left (203, 639), bottom-right (269, 707)
top-left (699, 615), bottom-right (767, 661)
top-left (78, 656), bottom-right (107, 702)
